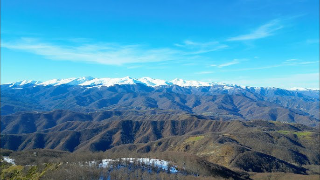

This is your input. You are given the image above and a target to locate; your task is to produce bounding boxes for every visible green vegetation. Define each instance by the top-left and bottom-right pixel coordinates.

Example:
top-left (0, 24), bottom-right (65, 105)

top-left (0, 162), bottom-right (59, 180)
top-left (185, 135), bottom-right (204, 142)
top-left (277, 130), bottom-right (314, 138)
top-left (0, 149), bottom-right (13, 156)
top-left (0, 149), bottom-right (249, 180)
top-left (0, 119), bottom-right (319, 179)
top-left (251, 172), bottom-right (320, 180)
top-left (1, 146), bottom-right (319, 180)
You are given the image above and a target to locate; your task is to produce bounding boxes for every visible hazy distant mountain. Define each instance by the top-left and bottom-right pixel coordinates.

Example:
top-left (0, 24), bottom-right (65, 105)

top-left (1, 77), bottom-right (319, 126)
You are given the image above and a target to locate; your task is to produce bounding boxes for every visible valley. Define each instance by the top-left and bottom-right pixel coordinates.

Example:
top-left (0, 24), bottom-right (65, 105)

top-left (1, 78), bottom-right (319, 179)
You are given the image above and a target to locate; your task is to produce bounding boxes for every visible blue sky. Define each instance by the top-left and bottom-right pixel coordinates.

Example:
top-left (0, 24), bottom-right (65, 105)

top-left (1, 0), bottom-right (319, 89)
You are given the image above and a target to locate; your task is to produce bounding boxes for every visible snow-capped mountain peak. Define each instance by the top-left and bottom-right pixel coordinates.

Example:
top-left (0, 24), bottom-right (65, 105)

top-left (138, 77), bottom-right (171, 86)
top-left (3, 77), bottom-right (319, 91)
top-left (170, 78), bottom-right (212, 87)
top-left (8, 80), bottom-right (40, 87)
top-left (79, 77), bottom-right (138, 87)
top-left (40, 77), bottom-right (95, 86)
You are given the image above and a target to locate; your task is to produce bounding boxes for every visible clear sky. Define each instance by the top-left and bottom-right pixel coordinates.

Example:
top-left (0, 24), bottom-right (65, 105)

top-left (1, 0), bottom-right (319, 89)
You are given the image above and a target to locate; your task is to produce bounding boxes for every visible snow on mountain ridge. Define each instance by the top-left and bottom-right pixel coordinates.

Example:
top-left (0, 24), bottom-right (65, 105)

top-left (80, 76), bottom-right (140, 87)
top-left (8, 80), bottom-right (41, 87)
top-left (40, 77), bottom-right (95, 86)
top-left (3, 77), bottom-right (319, 91)
top-left (288, 87), bottom-right (319, 91)
top-left (170, 78), bottom-right (213, 87)
top-left (138, 77), bottom-right (172, 86)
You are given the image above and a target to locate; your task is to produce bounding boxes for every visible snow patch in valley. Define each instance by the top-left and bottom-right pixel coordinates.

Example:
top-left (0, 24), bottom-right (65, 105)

top-left (3, 156), bottom-right (15, 165)
top-left (92, 158), bottom-right (178, 173)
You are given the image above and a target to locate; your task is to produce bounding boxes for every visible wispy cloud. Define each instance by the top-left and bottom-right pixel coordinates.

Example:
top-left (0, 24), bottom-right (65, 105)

top-left (1, 38), bottom-right (180, 65)
top-left (2, 38), bottom-right (229, 65)
top-left (306, 39), bottom-right (319, 44)
top-left (221, 59), bottom-right (318, 72)
top-left (211, 59), bottom-right (242, 68)
top-left (2, 38), bottom-right (181, 65)
top-left (221, 73), bottom-right (319, 89)
top-left (174, 40), bottom-right (228, 54)
top-left (183, 63), bottom-right (198, 66)
top-left (283, 59), bottom-right (318, 66)
top-left (285, 58), bottom-right (298, 62)
top-left (195, 71), bottom-right (214, 74)
top-left (227, 19), bottom-right (283, 41)
top-left (127, 65), bottom-right (143, 69)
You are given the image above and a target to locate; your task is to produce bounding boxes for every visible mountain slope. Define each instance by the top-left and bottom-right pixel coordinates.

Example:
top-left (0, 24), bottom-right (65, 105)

top-left (1, 80), bottom-right (318, 126)
top-left (1, 116), bottom-right (318, 174)
top-left (1, 109), bottom-right (205, 134)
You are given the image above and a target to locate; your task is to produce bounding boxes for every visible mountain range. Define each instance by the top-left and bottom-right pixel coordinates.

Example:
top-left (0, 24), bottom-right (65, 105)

top-left (1, 76), bottom-right (320, 177)
top-left (4, 76), bottom-right (319, 90)
top-left (1, 77), bottom-right (319, 126)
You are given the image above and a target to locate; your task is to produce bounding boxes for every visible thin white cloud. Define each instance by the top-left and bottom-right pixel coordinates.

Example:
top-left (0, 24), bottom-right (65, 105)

top-left (183, 63), bottom-right (198, 66)
top-left (218, 59), bottom-right (240, 68)
top-left (283, 59), bottom-right (318, 66)
top-left (220, 59), bottom-right (318, 72)
top-left (127, 65), bottom-right (143, 69)
top-left (285, 59), bottom-right (298, 62)
top-left (306, 39), bottom-right (319, 44)
top-left (211, 59), bottom-right (241, 68)
top-left (175, 40), bottom-right (228, 54)
top-left (1, 38), bottom-right (183, 65)
top-left (227, 19), bottom-right (283, 41)
top-left (298, 61), bottom-right (318, 65)
top-left (221, 73), bottom-right (319, 90)
top-left (195, 71), bottom-right (214, 74)
top-left (2, 38), bottom-right (228, 65)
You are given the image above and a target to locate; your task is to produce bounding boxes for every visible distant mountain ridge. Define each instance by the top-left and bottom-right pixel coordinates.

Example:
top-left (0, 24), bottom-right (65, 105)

top-left (4, 76), bottom-right (220, 87)
top-left (1, 76), bottom-right (319, 175)
top-left (4, 76), bottom-right (319, 91)
top-left (1, 77), bottom-right (319, 126)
